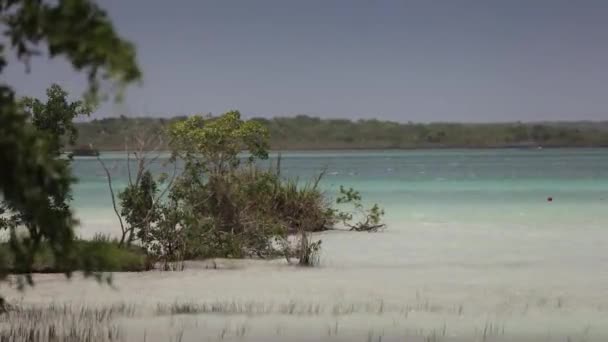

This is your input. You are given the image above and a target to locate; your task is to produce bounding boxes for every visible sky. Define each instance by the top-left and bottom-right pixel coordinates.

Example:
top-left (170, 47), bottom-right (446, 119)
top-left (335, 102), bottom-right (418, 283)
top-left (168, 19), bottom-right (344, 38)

top-left (5, 0), bottom-right (608, 122)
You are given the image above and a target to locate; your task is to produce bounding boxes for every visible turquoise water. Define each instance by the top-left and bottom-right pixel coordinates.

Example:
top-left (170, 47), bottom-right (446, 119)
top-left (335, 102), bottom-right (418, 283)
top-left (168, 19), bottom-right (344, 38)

top-left (12, 148), bottom-right (608, 341)
top-left (72, 148), bottom-right (608, 236)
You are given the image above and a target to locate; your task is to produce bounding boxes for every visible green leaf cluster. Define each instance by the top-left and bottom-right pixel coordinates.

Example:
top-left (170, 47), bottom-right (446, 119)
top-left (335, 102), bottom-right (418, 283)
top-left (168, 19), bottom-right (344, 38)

top-left (336, 186), bottom-right (386, 232)
top-left (169, 111), bottom-right (269, 174)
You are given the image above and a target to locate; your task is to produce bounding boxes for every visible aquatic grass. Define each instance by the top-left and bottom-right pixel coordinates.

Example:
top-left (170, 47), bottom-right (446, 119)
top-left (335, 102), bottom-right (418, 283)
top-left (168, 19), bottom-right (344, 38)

top-left (0, 303), bottom-right (137, 342)
top-left (0, 296), bottom-right (603, 341)
top-left (154, 299), bottom-right (464, 317)
top-left (0, 303), bottom-right (138, 323)
top-left (0, 323), bottom-right (123, 342)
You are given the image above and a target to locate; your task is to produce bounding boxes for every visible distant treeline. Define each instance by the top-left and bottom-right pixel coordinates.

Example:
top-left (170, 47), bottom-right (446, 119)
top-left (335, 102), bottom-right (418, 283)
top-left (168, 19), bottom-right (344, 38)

top-left (75, 115), bottom-right (608, 150)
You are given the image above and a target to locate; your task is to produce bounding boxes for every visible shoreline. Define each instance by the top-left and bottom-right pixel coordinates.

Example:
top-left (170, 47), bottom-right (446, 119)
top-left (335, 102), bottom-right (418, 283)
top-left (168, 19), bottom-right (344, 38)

top-left (69, 145), bottom-right (608, 153)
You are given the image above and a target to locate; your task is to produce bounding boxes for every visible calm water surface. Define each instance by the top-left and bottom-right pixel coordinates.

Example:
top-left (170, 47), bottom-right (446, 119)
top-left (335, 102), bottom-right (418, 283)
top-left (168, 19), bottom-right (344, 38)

top-left (73, 148), bottom-right (608, 236)
top-left (13, 149), bottom-right (606, 341)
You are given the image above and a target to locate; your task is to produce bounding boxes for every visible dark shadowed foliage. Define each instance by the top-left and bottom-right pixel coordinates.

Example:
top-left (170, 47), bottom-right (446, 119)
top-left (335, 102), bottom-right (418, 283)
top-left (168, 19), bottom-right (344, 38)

top-left (0, 0), bottom-right (140, 292)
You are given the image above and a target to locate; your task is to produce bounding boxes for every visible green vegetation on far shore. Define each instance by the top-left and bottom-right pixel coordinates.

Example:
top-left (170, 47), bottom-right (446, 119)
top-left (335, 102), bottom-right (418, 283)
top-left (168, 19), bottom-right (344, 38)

top-left (75, 115), bottom-right (608, 151)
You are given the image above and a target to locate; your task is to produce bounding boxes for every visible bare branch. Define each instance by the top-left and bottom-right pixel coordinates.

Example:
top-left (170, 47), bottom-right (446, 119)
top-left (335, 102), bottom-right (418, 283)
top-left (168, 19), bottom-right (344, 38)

top-left (95, 149), bottom-right (128, 245)
top-left (155, 160), bottom-right (178, 203)
top-left (125, 138), bottom-right (133, 187)
top-left (313, 167), bottom-right (326, 190)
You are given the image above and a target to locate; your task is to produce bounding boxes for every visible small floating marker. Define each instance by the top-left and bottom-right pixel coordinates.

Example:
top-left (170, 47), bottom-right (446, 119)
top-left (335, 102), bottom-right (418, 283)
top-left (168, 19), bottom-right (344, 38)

top-left (547, 197), bottom-right (553, 202)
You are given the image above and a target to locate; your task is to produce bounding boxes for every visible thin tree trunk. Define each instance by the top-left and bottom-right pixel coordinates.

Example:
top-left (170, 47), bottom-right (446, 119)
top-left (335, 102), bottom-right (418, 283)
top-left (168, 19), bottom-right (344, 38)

top-left (96, 154), bottom-right (127, 246)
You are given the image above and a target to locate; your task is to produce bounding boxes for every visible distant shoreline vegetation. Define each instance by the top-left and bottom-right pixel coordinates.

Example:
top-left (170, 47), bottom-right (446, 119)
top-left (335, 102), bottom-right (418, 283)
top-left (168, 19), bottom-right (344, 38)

top-left (74, 115), bottom-right (608, 151)
top-left (70, 146), bottom-right (100, 156)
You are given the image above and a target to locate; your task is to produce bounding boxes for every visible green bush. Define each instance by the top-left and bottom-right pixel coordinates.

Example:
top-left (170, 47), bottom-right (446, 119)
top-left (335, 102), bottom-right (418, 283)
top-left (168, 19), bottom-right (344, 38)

top-left (162, 166), bottom-right (332, 260)
top-left (74, 238), bottom-right (149, 272)
top-left (0, 237), bottom-right (150, 273)
top-left (112, 111), bottom-right (385, 266)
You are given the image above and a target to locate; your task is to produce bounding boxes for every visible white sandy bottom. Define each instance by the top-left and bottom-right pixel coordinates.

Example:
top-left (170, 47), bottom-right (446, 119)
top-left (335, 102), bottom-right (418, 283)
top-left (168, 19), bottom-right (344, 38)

top-left (4, 218), bottom-right (608, 341)
top-left (4, 255), bottom-right (608, 342)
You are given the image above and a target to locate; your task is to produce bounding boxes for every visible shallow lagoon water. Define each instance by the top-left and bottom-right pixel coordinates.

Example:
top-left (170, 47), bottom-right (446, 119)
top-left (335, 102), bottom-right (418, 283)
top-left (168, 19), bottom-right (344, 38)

top-left (4, 149), bottom-right (608, 341)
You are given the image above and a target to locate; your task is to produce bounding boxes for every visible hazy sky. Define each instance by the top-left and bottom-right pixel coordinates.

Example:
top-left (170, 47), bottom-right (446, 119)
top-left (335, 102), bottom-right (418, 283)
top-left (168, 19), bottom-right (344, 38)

top-left (5, 0), bottom-right (608, 122)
